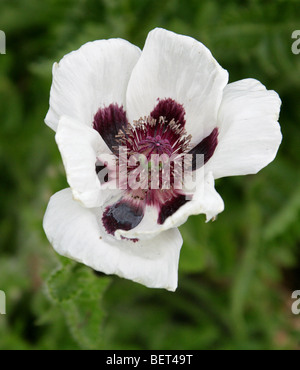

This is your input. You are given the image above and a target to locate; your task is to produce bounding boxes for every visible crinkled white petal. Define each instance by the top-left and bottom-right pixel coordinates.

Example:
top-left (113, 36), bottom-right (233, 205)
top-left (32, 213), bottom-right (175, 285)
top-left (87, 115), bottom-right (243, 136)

top-left (43, 188), bottom-right (183, 291)
top-left (45, 39), bottom-right (141, 131)
top-left (126, 28), bottom-right (228, 145)
top-left (55, 115), bottom-right (117, 208)
top-left (116, 171), bottom-right (224, 240)
top-left (206, 78), bottom-right (282, 179)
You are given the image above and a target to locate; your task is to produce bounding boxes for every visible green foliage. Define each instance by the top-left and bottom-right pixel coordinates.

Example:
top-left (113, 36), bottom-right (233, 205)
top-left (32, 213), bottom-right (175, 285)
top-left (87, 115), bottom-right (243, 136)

top-left (47, 261), bottom-right (111, 349)
top-left (0, 0), bottom-right (300, 350)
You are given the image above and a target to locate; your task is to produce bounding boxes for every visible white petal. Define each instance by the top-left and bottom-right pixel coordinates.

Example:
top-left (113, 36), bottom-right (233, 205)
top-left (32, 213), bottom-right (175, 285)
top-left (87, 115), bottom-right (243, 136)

top-left (55, 115), bottom-right (116, 208)
top-left (43, 188), bottom-right (183, 291)
top-left (126, 28), bottom-right (228, 144)
top-left (206, 78), bottom-right (282, 179)
top-left (116, 171), bottom-right (224, 240)
top-left (45, 39), bottom-right (141, 131)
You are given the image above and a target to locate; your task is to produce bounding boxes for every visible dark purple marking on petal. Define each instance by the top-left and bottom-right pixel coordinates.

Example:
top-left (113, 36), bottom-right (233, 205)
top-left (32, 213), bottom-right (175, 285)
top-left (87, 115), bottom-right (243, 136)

top-left (188, 128), bottom-right (219, 170)
top-left (158, 194), bottom-right (189, 225)
top-left (150, 98), bottom-right (186, 129)
top-left (93, 103), bottom-right (128, 154)
top-left (102, 200), bottom-right (144, 236)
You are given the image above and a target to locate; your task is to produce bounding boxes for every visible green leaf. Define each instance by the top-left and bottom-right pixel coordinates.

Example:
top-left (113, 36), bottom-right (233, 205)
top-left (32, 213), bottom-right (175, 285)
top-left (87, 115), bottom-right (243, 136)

top-left (46, 262), bottom-right (111, 349)
top-left (47, 261), bottom-right (85, 303)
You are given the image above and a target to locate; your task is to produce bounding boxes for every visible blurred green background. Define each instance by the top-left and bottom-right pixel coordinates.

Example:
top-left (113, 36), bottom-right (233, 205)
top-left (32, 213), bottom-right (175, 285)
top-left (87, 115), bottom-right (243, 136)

top-left (0, 0), bottom-right (300, 350)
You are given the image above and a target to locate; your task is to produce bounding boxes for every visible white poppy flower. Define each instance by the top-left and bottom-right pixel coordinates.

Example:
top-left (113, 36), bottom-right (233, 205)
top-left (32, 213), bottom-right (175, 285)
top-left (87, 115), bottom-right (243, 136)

top-left (43, 28), bottom-right (282, 291)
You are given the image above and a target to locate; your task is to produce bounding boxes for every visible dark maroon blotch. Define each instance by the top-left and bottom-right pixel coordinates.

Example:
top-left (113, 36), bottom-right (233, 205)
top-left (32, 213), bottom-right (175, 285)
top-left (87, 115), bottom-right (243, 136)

top-left (158, 194), bottom-right (189, 225)
top-left (102, 200), bottom-right (144, 235)
top-left (188, 128), bottom-right (218, 170)
top-left (150, 98), bottom-right (186, 129)
top-left (93, 103), bottom-right (128, 154)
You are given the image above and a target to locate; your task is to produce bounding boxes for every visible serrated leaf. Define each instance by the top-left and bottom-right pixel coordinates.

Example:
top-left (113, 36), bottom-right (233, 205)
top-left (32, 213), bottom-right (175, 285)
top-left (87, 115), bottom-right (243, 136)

top-left (47, 262), bottom-right (86, 303)
top-left (46, 262), bottom-right (111, 349)
top-left (61, 291), bottom-right (108, 350)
